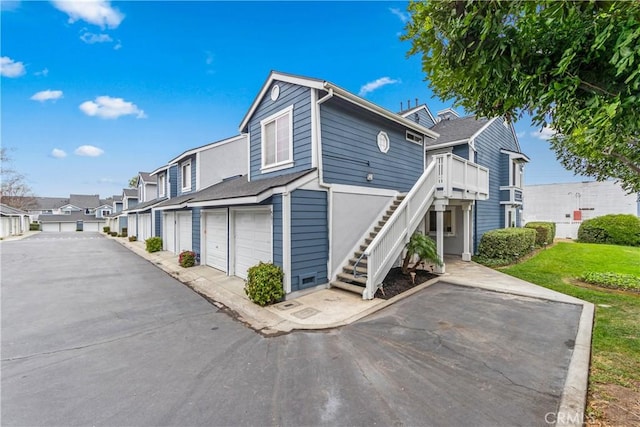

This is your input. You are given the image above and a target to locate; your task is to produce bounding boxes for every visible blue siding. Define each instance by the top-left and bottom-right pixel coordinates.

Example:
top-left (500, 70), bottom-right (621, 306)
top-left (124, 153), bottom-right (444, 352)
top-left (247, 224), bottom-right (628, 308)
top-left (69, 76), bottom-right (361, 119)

top-left (155, 210), bottom-right (162, 237)
top-left (247, 81), bottom-right (312, 180)
top-left (405, 107), bottom-right (435, 128)
top-left (115, 202), bottom-right (123, 213)
top-left (192, 207), bottom-right (201, 260)
top-left (290, 190), bottom-right (328, 292)
top-left (473, 118), bottom-right (521, 251)
top-left (119, 216), bottom-right (127, 232)
top-left (320, 98), bottom-right (424, 192)
top-left (452, 144), bottom-right (470, 160)
top-left (271, 195), bottom-right (283, 268)
top-left (169, 164), bottom-right (178, 198)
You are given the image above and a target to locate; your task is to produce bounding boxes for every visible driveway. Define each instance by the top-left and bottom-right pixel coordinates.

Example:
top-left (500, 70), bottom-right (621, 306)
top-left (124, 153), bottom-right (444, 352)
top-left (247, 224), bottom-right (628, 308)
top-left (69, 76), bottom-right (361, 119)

top-left (2, 233), bottom-right (582, 426)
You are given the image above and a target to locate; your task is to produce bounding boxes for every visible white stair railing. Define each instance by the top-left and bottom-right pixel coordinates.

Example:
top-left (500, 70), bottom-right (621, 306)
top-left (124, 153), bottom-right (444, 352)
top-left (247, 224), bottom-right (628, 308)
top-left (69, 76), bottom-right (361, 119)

top-left (361, 153), bottom-right (489, 299)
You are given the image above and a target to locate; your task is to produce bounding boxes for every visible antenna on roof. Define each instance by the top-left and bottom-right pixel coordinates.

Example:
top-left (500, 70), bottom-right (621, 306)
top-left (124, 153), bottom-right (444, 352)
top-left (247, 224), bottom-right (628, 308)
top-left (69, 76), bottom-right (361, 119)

top-left (415, 98), bottom-right (419, 107)
top-left (407, 99), bottom-right (411, 109)
top-left (400, 101), bottom-right (403, 111)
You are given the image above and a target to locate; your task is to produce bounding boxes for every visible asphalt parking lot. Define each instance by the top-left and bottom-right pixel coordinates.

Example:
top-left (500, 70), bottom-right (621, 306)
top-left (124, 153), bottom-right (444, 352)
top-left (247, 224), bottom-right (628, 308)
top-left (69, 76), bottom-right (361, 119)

top-left (1, 233), bottom-right (582, 426)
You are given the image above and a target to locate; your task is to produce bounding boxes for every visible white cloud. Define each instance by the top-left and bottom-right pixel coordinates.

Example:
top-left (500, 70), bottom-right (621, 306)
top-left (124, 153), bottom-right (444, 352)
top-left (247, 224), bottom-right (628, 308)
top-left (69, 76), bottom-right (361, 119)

top-left (51, 0), bottom-right (124, 29)
top-left (74, 145), bottom-right (104, 157)
top-left (358, 77), bottom-right (400, 97)
top-left (34, 68), bottom-right (49, 77)
top-left (389, 7), bottom-right (410, 24)
top-left (79, 95), bottom-right (146, 119)
top-left (31, 89), bottom-right (63, 102)
top-left (205, 50), bottom-right (214, 65)
top-left (1, 56), bottom-right (26, 78)
top-left (50, 148), bottom-right (67, 158)
top-left (113, 40), bottom-right (122, 50)
top-left (516, 131), bottom-right (526, 138)
top-left (80, 31), bottom-right (112, 44)
top-left (530, 126), bottom-right (557, 140)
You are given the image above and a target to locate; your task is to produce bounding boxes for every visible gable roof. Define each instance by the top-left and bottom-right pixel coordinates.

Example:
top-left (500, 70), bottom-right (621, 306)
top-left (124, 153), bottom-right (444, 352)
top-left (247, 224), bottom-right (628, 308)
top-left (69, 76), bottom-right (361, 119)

top-left (138, 172), bottom-right (155, 184)
top-left (399, 104), bottom-right (436, 125)
top-left (126, 197), bottom-right (168, 213)
top-left (32, 197), bottom-right (70, 210)
top-left (38, 211), bottom-right (103, 223)
top-left (167, 134), bottom-right (246, 165)
top-left (122, 188), bottom-right (138, 198)
top-left (69, 194), bottom-right (100, 208)
top-left (427, 116), bottom-right (490, 147)
top-left (239, 71), bottom-right (439, 139)
top-left (0, 203), bottom-right (28, 216)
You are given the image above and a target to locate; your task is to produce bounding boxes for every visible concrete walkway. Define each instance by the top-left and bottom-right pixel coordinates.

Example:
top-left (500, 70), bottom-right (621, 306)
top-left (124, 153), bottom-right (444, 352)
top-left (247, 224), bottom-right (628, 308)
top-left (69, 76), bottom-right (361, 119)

top-left (106, 234), bottom-right (592, 426)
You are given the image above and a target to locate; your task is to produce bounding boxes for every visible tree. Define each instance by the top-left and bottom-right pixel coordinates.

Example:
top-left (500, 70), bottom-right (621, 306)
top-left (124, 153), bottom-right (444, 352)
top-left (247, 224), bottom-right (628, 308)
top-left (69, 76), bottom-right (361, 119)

top-left (403, 0), bottom-right (640, 192)
top-left (401, 232), bottom-right (442, 275)
top-left (129, 175), bottom-right (138, 188)
top-left (1, 147), bottom-right (36, 210)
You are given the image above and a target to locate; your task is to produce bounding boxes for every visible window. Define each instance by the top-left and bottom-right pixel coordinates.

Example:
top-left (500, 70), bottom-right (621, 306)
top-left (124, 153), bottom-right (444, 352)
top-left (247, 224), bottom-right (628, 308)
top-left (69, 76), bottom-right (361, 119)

top-left (406, 130), bottom-right (423, 144)
top-left (427, 209), bottom-right (455, 236)
top-left (181, 160), bottom-right (191, 191)
top-left (377, 131), bottom-right (390, 153)
top-left (261, 106), bottom-right (293, 171)
top-left (511, 161), bottom-right (523, 188)
top-left (158, 173), bottom-right (166, 197)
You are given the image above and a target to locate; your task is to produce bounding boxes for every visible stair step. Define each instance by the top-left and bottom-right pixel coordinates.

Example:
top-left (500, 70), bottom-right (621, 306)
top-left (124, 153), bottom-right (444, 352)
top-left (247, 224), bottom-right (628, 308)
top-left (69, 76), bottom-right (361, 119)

top-left (330, 281), bottom-right (365, 295)
top-left (382, 215), bottom-right (390, 221)
top-left (374, 226), bottom-right (382, 232)
top-left (348, 258), bottom-right (368, 267)
top-left (369, 231), bottom-right (378, 239)
top-left (360, 244), bottom-right (369, 252)
top-left (378, 220), bottom-right (387, 227)
top-left (337, 272), bottom-right (367, 285)
top-left (344, 265), bottom-right (367, 275)
top-left (365, 237), bottom-right (373, 244)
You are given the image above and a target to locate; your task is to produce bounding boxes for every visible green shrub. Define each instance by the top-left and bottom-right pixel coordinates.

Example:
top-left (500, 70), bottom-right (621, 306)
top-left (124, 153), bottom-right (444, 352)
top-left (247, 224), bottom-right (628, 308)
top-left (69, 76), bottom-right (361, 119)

top-left (525, 221), bottom-right (556, 246)
top-left (244, 262), bottom-right (284, 306)
top-left (577, 214), bottom-right (640, 246)
top-left (477, 228), bottom-right (536, 262)
top-left (29, 223), bottom-right (40, 231)
top-left (580, 272), bottom-right (640, 292)
top-left (179, 250), bottom-right (196, 268)
top-left (103, 226), bottom-right (111, 233)
top-left (128, 236), bottom-right (137, 242)
top-left (110, 231), bottom-right (118, 237)
top-left (145, 236), bottom-right (163, 253)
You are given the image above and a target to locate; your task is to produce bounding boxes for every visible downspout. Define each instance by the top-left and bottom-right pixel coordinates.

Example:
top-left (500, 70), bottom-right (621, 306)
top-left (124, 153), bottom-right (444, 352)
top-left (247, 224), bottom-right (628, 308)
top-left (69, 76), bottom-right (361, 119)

top-left (315, 87), bottom-right (334, 284)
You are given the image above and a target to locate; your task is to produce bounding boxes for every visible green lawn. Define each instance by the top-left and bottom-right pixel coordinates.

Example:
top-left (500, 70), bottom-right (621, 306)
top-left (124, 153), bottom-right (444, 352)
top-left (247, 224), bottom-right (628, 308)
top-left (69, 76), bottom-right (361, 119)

top-left (499, 242), bottom-right (640, 416)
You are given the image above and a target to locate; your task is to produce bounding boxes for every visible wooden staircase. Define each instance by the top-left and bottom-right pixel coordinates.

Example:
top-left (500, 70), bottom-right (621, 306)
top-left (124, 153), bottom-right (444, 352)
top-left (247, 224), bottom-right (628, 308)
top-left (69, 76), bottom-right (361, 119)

top-left (330, 195), bottom-right (405, 296)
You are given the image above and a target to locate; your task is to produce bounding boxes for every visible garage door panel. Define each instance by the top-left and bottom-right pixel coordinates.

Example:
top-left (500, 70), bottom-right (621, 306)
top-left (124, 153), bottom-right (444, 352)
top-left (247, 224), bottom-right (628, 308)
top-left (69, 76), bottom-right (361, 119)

top-left (205, 211), bottom-right (227, 272)
top-left (84, 222), bottom-right (100, 232)
top-left (234, 210), bottom-right (272, 280)
top-left (41, 223), bottom-right (60, 232)
top-left (61, 222), bottom-right (76, 232)
top-left (164, 213), bottom-right (175, 252)
top-left (178, 213), bottom-right (192, 253)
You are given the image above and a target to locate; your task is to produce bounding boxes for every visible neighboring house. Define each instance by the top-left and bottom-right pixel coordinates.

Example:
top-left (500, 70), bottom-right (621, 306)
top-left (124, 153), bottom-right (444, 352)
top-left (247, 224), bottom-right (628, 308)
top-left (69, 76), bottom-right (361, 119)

top-left (37, 194), bottom-right (108, 232)
top-left (524, 181), bottom-right (640, 239)
top-left (25, 196), bottom-right (69, 221)
top-left (153, 134), bottom-right (248, 254)
top-left (137, 71), bottom-right (507, 301)
top-left (105, 195), bottom-right (123, 232)
top-left (0, 203), bottom-right (30, 238)
top-left (126, 172), bottom-right (163, 242)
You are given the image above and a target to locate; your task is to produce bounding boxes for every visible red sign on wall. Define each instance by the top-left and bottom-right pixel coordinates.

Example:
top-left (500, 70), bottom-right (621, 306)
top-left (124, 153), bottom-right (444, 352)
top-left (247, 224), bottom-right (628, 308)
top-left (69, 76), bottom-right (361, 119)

top-left (573, 210), bottom-right (582, 221)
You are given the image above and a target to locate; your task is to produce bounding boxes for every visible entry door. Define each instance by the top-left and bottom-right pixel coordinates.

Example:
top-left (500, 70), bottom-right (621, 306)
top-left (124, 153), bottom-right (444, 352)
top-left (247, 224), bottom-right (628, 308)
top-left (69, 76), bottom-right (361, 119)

top-left (177, 212), bottom-right (192, 252)
top-left (234, 209), bottom-right (272, 280)
top-left (205, 210), bottom-right (228, 272)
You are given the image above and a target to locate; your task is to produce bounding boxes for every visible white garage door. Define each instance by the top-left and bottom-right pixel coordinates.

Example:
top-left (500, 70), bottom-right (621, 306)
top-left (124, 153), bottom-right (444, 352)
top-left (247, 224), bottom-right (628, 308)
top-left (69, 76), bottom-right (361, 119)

top-left (234, 209), bottom-right (272, 280)
top-left (84, 222), bottom-right (100, 232)
top-left (205, 210), bottom-right (228, 272)
top-left (177, 212), bottom-right (192, 253)
top-left (41, 222), bottom-right (60, 232)
top-left (164, 212), bottom-right (176, 252)
top-left (128, 215), bottom-right (137, 237)
top-left (139, 214), bottom-right (151, 241)
top-left (61, 222), bottom-right (76, 232)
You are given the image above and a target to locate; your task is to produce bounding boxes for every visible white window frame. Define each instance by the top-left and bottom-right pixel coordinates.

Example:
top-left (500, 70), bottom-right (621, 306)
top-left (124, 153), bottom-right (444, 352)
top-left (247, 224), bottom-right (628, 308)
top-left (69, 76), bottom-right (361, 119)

top-left (405, 130), bottom-right (423, 145)
top-left (158, 173), bottom-right (166, 197)
top-left (181, 160), bottom-right (192, 192)
top-left (377, 131), bottom-right (390, 153)
top-left (426, 208), bottom-right (456, 237)
top-left (510, 160), bottom-right (523, 188)
top-left (260, 105), bottom-right (294, 173)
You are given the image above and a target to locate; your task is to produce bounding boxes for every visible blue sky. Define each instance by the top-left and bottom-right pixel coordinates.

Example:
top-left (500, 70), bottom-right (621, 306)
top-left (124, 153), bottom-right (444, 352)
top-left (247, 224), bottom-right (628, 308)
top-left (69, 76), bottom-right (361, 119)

top-left (1, 0), bottom-right (587, 198)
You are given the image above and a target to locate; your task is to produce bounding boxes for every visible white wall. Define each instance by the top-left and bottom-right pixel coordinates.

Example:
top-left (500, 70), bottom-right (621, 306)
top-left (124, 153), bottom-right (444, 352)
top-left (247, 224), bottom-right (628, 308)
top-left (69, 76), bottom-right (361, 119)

top-left (198, 136), bottom-right (248, 189)
top-left (524, 181), bottom-right (639, 238)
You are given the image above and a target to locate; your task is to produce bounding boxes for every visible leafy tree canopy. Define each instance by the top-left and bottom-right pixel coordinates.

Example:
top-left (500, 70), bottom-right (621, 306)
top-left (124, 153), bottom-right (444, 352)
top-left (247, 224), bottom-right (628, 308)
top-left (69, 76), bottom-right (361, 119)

top-left (403, 0), bottom-right (640, 192)
top-left (129, 176), bottom-right (138, 188)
